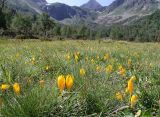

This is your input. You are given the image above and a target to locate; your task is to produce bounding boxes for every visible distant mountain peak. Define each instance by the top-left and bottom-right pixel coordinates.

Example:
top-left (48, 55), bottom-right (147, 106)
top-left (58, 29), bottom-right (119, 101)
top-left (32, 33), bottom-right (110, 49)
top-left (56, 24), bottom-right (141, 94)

top-left (32, 0), bottom-right (47, 3)
top-left (32, 0), bottom-right (47, 5)
top-left (81, 0), bottom-right (102, 10)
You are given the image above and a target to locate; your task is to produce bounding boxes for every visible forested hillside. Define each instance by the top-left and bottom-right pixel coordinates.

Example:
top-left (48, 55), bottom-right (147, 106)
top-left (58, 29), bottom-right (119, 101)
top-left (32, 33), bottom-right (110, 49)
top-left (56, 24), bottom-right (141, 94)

top-left (109, 10), bottom-right (160, 42)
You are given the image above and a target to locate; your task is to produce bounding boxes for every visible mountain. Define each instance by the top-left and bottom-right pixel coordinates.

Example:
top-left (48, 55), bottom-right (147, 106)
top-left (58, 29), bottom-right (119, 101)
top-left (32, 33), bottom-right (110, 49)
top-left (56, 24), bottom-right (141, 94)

top-left (6, 0), bottom-right (98, 24)
top-left (96, 0), bottom-right (160, 25)
top-left (7, 0), bottom-right (47, 14)
top-left (6, 0), bottom-right (160, 26)
top-left (41, 3), bottom-right (98, 25)
top-left (32, 0), bottom-right (47, 4)
top-left (42, 3), bottom-right (92, 21)
top-left (81, 0), bottom-right (103, 10)
top-left (104, 0), bottom-right (125, 13)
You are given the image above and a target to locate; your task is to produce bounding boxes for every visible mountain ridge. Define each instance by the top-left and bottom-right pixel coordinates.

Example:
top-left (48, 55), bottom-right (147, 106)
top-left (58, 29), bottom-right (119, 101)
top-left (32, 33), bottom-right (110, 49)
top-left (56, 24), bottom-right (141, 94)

top-left (80, 0), bottom-right (103, 10)
top-left (6, 0), bottom-right (160, 26)
top-left (7, 0), bottom-right (47, 14)
top-left (96, 0), bottom-right (160, 25)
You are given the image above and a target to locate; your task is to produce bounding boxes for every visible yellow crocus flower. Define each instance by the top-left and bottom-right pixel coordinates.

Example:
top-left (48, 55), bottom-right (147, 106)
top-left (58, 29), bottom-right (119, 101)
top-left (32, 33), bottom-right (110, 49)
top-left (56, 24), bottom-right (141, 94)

top-left (104, 53), bottom-right (109, 60)
top-left (1, 84), bottom-right (10, 92)
top-left (57, 75), bottom-right (65, 93)
top-left (13, 83), bottom-right (21, 95)
top-left (66, 74), bottom-right (74, 91)
top-left (119, 66), bottom-right (126, 76)
top-left (45, 65), bottom-right (49, 71)
top-left (128, 59), bottom-right (132, 67)
top-left (130, 76), bottom-right (136, 81)
top-left (31, 57), bottom-right (36, 64)
top-left (74, 55), bottom-right (79, 62)
top-left (96, 66), bottom-right (101, 72)
top-left (106, 65), bottom-right (113, 73)
top-left (91, 59), bottom-right (94, 64)
top-left (80, 68), bottom-right (86, 76)
top-left (131, 95), bottom-right (138, 108)
top-left (128, 79), bottom-right (134, 95)
top-left (66, 54), bottom-right (71, 60)
top-left (116, 92), bottom-right (123, 101)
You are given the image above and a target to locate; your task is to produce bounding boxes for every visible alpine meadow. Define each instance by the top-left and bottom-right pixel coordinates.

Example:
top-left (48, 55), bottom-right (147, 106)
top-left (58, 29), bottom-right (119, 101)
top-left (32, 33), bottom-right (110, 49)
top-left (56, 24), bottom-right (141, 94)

top-left (0, 0), bottom-right (160, 117)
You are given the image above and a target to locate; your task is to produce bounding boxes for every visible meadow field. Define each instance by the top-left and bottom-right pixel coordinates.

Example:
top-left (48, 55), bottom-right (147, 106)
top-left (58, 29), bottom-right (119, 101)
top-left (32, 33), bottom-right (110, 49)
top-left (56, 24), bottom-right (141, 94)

top-left (0, 39), bottom-right (160, 117)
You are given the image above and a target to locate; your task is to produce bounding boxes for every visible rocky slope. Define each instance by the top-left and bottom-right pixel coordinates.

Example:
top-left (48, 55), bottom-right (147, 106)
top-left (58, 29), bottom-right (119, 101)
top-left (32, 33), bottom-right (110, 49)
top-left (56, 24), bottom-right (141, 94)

top-left (96, 0), bottom-right (160, 25)
top-left (7, 0), bottom-right (47, 14)
top-left (42, 3), bottom-right (97, 21)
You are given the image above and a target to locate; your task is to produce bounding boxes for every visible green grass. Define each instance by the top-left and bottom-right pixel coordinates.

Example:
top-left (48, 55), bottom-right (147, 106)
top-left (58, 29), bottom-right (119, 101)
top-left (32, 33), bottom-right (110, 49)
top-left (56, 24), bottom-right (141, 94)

top-left (0, 39), bottom-right (160, 116)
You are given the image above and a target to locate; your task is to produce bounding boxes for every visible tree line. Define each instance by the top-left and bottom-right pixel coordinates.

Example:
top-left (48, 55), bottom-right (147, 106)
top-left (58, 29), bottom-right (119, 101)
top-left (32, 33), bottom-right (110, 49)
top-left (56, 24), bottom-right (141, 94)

top-left (0, 8), bottom-right (104, 40)
top-left (109, 10), bottom-right (160, 42)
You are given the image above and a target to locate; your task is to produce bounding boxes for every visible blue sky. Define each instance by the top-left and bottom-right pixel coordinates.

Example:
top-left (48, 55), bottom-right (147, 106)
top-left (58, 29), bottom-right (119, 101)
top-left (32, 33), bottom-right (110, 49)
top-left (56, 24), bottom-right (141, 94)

top-left (46, 0), bottom-right (115, 6)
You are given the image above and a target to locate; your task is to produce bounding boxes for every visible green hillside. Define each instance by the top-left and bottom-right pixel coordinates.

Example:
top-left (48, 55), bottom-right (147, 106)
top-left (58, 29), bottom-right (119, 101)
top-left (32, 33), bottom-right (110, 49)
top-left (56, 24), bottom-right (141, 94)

top-left (7, 0), bottom-right (43, 14)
